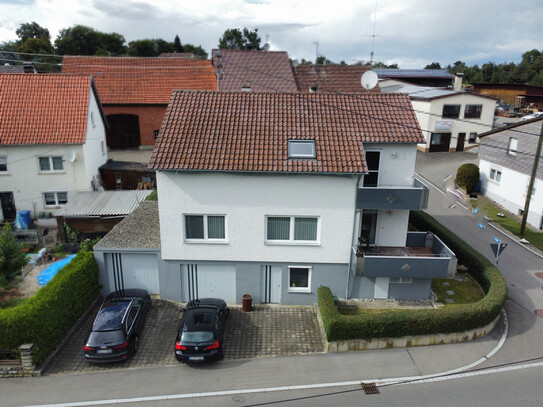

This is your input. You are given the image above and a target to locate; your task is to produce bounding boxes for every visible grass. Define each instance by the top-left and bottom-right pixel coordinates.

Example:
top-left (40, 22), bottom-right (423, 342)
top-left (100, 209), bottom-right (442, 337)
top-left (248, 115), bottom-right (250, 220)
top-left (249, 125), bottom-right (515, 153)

top-left (0, 297), bottom-right (27, 309)
top-left (431, 275), bottom-right (485, 305)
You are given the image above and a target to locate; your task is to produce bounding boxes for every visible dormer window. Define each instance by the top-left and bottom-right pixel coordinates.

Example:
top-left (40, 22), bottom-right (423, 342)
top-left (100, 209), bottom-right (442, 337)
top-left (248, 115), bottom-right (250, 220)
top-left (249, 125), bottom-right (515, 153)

top-left (241, 85), bottom-right (251, 92)
top-left (288, 140), bottom-right (316, 159)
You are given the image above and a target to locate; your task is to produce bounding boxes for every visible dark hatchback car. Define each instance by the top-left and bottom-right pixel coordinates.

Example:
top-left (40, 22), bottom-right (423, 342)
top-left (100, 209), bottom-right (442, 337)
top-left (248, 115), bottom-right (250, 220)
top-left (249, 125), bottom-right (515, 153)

top-left (175, 298), bottom-right (229, 363)
top-left (84, 289), bottom-right (151, 363)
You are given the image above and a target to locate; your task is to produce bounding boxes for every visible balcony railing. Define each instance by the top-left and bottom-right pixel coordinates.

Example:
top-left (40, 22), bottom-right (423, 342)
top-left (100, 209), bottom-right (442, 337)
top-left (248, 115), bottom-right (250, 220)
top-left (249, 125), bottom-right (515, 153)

top-left (352, 232), bottom-right (456, 278)
top-left (357, 179), bottom-right (429, 210)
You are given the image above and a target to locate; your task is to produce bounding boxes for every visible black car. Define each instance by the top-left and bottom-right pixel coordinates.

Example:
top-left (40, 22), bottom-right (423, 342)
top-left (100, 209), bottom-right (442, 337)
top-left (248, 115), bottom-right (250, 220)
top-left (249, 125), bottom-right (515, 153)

top-left (84, 289), bottom-right (151, 363)
top-left (175, 298), bottom-right (229, 363)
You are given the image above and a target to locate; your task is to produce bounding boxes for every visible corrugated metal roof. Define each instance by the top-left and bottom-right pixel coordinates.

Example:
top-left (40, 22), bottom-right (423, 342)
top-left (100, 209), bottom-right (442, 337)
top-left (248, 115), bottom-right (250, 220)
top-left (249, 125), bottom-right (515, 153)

top-left (55, 190), bottom-right (152, 217)
top-left (374, 69), bottom-right (454, 79)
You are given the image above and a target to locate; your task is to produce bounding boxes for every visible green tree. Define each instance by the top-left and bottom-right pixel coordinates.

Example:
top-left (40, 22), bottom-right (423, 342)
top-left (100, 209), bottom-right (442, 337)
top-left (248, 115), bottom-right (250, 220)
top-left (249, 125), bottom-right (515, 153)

top-left (316, 55), bottom-right (332, 65)
top-left (0, 224), bottom-right (27, 283)
top-left (182, 43), bottom-right (208, 59)
top-left (425, 61), bottom-right (441, 69)
top-left (173, 35), bottom-right (184, 53)
top-left (98, 32), bottom-right (126, 55)
top-left (218, 27), bottom-right (261, 50)
top-left (127, 39), bottom-right (159, 56)
top-left (16, 21), bottom-right (50, 43)
top-left (55, 26), bottom-right (127, 56)
top-left (14, 22), bottom-right (53, 55)
top-left (456, 163), bottom-right (480, 194)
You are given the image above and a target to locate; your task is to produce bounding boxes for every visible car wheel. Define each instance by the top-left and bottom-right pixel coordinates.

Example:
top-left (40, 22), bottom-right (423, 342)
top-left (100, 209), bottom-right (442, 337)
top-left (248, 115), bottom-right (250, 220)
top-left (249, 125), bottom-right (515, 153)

top-left (133, 334), bottom-right (139, 354)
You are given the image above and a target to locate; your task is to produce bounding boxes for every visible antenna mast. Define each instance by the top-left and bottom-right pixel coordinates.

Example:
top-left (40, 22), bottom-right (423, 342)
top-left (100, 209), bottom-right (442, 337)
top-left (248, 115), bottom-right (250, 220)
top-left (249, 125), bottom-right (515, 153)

top-left (370, 0), bottom-right (377, 66)
top-left (313, 41), bottom-right (319, 63)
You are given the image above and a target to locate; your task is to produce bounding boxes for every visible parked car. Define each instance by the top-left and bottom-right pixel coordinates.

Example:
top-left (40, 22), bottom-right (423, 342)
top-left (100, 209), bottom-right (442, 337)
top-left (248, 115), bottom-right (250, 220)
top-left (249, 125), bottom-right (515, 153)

top-left (520, 112), bottom-right (543, 121)
top-left (83, 289), bottom-right (151, 363)
top-left (174, 298), bottom-right (229, 363)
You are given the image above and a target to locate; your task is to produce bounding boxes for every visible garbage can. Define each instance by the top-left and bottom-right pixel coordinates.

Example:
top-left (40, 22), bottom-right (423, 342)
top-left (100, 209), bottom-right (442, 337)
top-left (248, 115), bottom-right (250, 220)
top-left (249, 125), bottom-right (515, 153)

top-left (242, 294), bottom-right (253, 312)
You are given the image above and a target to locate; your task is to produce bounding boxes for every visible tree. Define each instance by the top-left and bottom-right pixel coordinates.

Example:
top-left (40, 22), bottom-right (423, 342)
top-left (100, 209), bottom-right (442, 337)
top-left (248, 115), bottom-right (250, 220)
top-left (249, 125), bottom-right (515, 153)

top-left (127, 39), bottom-right (159, 56)
top-left (456, 163), bottom-right (479, 194)
top-left (55, 25), bottom-right (127, 56)
top-left (16, 21), bottom-right (50, 43)
top-left (97, 32), bottom-right (127, 55)
top-left (218, 27), bottom-right (261, 50)
top-left (173, 35), bottom-right (184, 53)
top-left (425, 62), bottom-right (441, 69)
top-left (14, 22), bottom-right (53, 55)
top-left (316, 55), bottom-right (332, 65)
top-left (0, 224), bottom-right (27, 283)
top-left (182, 43), bottom-right (208, 59)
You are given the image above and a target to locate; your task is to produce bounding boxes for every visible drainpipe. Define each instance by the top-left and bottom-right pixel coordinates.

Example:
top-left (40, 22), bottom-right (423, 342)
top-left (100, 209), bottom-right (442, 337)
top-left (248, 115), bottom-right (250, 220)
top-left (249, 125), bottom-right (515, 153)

top-left (346, 175), bottom-right (362, 299)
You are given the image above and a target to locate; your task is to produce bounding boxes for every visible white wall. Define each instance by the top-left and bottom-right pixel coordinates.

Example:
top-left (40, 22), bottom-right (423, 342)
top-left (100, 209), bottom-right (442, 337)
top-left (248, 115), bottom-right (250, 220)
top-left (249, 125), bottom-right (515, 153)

top-left (363, 143), bottom-right (417, 187)
top-left (157, 172), bottom-right (359, 264)
top-left (82, 88), bottom-right (108, 190)
top-left (480, 158), bottom-right (543, 229)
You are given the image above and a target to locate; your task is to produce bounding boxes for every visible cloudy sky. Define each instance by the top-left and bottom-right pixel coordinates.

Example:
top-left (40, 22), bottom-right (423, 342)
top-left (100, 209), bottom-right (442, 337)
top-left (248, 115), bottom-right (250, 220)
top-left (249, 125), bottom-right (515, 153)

top-left (0, 0), bottom-right (541, 68)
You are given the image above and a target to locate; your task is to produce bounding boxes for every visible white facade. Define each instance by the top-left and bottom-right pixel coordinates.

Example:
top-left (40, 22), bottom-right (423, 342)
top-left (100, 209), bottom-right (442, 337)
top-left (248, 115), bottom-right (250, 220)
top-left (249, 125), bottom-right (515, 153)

top-left (0, 91), bottom-right (107, 220)
top-left (480, 159), bottom-right (543, 230)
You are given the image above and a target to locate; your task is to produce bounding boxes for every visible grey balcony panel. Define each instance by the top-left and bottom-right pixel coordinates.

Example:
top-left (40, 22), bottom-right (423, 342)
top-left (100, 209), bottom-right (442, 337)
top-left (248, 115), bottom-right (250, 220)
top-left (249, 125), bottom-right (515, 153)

top-left (357, 185), bottom-right (428, 210)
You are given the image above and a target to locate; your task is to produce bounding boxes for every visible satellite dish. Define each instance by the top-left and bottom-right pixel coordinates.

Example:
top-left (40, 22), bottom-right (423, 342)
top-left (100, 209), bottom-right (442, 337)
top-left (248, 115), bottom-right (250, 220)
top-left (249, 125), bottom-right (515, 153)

top-left (292, 59), bottom-right (299, 68)
top-left (361, 70), bottom-right (378, 90)
top-left (66, 150), bottom-right (77, 163)
top-left (263, 43), bottom-right (270, 51)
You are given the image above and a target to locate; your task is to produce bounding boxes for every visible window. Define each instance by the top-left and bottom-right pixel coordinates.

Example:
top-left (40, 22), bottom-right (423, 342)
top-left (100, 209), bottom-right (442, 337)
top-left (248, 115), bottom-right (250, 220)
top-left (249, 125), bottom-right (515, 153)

top-left (442, 105), bottom-right (461, 118)
top-left (241, 85), bottom-right (251, 92)
top-left (508, 138), bottom-right (518, 156)
top-left (360, 210), bottom-right (378, 245)
top-left (490, 169), bottom-right (502, 182)
top-left (185, 215), bottom-right (226, 241)
top-left (288, 140), bottom-right (316, 159)
top-left (464, 104), bottom-right (483, 119)
top-left (90, 111), bottom-right (96, 128)
top-left (363, 151), bottom-right (380, 187)
top-left (288, 267), bottom-right (311, 293)
top-left (266, 216), bottom-right (319, 243)
top-left (44, 192), bottom-right (68, 206)
top-left (390, 277), bottom-right (412, 284)
top-left (154, 130), bottom-right (160, 140)
top-left (39, 156), bottom-right (63, 172)
top-left (0, 156), bottom-right (7, 172)
top-left (469, 132), bottom-right (477, 143)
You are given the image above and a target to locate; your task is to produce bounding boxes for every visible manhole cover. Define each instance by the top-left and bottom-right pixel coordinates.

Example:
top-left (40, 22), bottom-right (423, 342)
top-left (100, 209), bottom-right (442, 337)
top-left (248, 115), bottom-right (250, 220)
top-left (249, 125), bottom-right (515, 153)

top-left (362, 383), bottom-right (380, 395)
top-left (535, 310), bottom-right (543, 318)
top-left (536, 273), bottom-right (543, 279)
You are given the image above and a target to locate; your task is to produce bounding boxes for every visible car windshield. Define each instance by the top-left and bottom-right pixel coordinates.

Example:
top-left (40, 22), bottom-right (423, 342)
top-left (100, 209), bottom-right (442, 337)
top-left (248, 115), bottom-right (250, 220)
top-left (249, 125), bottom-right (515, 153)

top-left (181, 331), bottom-right (214, 343)
top-left (93, 301), bottom-right (130, 331)
top-left (88, 330), bottom-right (124, 345)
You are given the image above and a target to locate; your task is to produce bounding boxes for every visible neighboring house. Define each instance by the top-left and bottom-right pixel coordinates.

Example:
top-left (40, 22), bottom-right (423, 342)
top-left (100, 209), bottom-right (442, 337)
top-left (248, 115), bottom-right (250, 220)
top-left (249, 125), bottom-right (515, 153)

top-left (0, 73), bottom-right (108, 222)
top-left (61, 56), bottom-right (217, 149)
top-left (95, 91), bottom-right (456, 304)
top-left (472, 83), bottom-right (543, 110)
top-left (374, 68), bottom-right (455, 87)
top-left (158, 52), bottom-right (195, 59)
top-left (99, 160), bottom-right (156, 190)
top-left (55, 190), bottom-right (152, 241)
top-left (0, 63), bottom-right (35, 73)
top-left (212, 49), bottom-right (298, 92)
top-left (293, 64), bottom-right (379, 93)
top-left (380, 79), bottom-right (497, 152)
top-left (479, 117), bottom-right (543, 230)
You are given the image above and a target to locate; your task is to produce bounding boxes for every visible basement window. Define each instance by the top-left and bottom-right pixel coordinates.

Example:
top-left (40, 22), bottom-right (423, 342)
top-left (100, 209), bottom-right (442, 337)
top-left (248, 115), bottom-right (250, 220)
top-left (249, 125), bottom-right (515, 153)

top-left (288, 140), bottom-right (316, 159)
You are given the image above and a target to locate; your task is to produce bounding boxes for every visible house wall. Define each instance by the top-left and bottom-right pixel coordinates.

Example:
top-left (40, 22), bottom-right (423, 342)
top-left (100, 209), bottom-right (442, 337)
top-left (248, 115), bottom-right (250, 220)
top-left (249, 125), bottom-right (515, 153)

top-left (103, 105), bottom-right (167, 147)
top-left (82, 89), bottom-right (108, 189)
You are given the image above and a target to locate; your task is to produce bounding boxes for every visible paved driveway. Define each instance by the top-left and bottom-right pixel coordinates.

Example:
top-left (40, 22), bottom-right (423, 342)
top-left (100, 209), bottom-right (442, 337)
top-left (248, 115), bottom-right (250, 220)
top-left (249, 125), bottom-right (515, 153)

top-left (45, 301), bottom-right (324, 375)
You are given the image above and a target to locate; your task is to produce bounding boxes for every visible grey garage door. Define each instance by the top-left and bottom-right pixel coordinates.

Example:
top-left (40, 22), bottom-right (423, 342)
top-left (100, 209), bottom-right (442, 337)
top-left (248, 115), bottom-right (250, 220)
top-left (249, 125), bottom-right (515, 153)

top-left (184, 264), bottom-right (236, 303)
top-left (106, 253), bottom-right (160, 294)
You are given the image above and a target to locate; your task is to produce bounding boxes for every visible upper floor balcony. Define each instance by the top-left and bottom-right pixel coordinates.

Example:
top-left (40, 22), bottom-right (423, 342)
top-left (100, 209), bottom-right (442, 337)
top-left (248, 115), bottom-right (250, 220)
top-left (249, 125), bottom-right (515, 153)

top-left (357, 178), bottom-right (429, 210)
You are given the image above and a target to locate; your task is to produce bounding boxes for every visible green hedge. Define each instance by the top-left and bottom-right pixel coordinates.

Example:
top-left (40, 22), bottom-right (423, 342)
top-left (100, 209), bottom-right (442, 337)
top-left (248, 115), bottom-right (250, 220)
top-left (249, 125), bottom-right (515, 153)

top-left (318, 211), bottom-right (508, 342)
top-left (0, 252), bottom-right (99, 366)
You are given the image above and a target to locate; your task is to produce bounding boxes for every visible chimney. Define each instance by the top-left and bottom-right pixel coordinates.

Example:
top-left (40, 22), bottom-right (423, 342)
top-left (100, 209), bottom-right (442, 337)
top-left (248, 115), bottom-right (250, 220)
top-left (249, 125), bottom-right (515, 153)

top-left (454, 73), bottom-right (464, 91)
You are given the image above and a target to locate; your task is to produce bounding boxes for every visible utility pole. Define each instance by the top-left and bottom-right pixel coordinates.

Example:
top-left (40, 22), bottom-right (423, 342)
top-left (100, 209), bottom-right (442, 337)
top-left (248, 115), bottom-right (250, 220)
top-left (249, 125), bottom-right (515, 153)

top-left (520, 119), bottom-right (543, 237)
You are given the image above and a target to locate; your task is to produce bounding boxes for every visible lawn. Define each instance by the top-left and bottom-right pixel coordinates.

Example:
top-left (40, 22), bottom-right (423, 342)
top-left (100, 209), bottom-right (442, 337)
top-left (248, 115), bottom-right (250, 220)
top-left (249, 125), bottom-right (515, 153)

top-left (431, 275), bottom-right (485, 305)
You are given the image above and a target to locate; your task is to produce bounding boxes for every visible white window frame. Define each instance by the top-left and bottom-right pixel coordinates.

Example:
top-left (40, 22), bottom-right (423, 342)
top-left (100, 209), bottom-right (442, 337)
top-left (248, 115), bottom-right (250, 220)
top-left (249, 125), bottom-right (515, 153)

top-left (184, 214), bottom-right (227, 244)
top-left (288, 140), bottom-right (316, 159)
top-left (287, 266), bottom-right (312, 293)
top-left (390, 277), bottom-right (412, 284)
top-left (0, 155), bottom-right (7, 172)
top-left (490, 168), bottom-right (502, 182)
top-left (44, 192), bottom-right (68, 207)
top-left (265, 216), bottom-right (320, 245)
top-left (508, 137), bottom-right (518, 156)
top-left (38, 156), bottom-right (64, 172)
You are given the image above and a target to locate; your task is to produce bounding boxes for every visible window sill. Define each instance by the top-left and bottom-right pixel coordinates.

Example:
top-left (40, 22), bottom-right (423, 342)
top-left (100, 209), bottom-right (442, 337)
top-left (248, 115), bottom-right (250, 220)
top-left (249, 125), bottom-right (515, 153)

top-left (39, 171), bottom-right (66, 175)
top-left (287, 288), bottom-right (312, 294)
top-left (0, 172), bottom-right (10, 176)
top-left (184, 240), bottom-right (229, 245)
top-left (265, 241), bottom-right (320, 246)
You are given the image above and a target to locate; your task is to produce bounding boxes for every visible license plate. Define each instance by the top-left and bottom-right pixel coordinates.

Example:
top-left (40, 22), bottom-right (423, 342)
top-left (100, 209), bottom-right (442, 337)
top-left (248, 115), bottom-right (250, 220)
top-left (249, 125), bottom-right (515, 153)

top-left (189, 356), bottom-right (204, 361)
top-left (97, 349), bottom-right (112, 354)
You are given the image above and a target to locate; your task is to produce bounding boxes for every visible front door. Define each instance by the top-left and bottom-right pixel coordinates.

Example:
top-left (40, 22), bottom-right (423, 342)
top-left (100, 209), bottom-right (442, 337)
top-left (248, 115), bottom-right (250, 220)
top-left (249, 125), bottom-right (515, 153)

top-left (374, 277), bottom-right (389, 299)
top-left (456, 133), bottom-right (466, 152)
top-left (261, 265), bottom-right (281, 303)
top-left (0, 192), bottom-right (16, 220)
top-left (429, 133), bottom-right (451, 152)
top-left (360, 210), bottom-right (378, 246)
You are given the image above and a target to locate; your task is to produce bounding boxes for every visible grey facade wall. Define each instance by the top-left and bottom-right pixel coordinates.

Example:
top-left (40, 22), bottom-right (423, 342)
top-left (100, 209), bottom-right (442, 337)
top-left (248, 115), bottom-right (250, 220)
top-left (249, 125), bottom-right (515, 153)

top-left (388, 279), bottom-right (432, 300)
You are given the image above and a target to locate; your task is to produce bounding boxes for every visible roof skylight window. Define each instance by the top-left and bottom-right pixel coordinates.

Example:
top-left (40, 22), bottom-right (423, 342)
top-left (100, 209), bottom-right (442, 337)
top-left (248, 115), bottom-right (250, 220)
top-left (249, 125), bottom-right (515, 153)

top-left (288, 140), bottom-right (316, 159)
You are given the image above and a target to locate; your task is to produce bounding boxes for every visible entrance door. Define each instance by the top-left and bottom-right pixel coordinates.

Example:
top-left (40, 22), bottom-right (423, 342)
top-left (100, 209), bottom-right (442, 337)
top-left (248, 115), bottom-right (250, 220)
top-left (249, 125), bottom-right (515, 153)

top-left (429, 133), bottom-right (451, 152)
top-left (374, 277), bottom-right (389, 299)
top-left (0, 192), bottom-right (16, 220)
top-left (456, 133), bottom-right (466, 152)
top-left (360, 210), bottom-right (378, 246)
top-left (106, 114), bottom-right (141, 149)
top-left (261, 265), bottom-right (281, 303)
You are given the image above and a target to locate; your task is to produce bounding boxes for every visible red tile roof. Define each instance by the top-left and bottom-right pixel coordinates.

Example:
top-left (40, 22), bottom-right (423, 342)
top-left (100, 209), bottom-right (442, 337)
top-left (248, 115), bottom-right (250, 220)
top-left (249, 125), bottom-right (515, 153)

top-left (0, 73), bottom-right (94, 145)
top-left (149, 91), bottom-right (424, 173)
top-left (62, 56), bottom-right (217, 104)
top-left (294, 64), bottom-right (380, 93)
top-left (212, 49), bottom-right (298, 92)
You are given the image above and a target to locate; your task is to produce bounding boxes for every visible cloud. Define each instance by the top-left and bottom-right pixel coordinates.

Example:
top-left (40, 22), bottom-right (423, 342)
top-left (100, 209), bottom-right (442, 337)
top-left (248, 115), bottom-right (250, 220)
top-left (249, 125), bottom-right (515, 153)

top-left (91, 0), bottom-right (160, 20)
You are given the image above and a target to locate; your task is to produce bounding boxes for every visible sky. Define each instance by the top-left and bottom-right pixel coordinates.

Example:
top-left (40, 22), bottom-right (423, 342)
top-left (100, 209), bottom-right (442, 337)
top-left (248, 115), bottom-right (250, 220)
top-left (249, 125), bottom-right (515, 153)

top-left (0, 0), bottom-right (541, 68)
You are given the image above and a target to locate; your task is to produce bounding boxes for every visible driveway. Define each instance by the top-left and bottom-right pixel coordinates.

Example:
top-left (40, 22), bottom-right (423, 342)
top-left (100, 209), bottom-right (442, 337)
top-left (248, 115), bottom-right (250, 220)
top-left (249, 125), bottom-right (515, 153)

top-left (45, 300), bottom-right (324, 375)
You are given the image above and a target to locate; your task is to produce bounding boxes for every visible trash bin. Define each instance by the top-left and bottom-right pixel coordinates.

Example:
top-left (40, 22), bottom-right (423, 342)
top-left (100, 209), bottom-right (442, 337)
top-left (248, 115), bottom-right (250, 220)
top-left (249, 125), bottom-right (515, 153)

top-left (242, 294), bottom-right (253, 312)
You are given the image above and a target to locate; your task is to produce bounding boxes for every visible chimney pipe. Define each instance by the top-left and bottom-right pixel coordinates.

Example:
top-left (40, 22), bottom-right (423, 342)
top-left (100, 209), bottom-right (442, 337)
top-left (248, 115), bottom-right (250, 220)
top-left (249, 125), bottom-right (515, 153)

top-left (454, 73), bottom-right (464, 91)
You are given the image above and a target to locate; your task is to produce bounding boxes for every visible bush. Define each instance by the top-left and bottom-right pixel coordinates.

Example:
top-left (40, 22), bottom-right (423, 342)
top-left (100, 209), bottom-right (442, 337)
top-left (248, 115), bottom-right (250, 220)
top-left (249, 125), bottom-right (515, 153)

top-left (456, 163), bottom-right (479, 193)
top-left (0, 224), bottom-right (28, 281)
top-left (0, 252), bottom-right (99, 366)
top-left (318, 211), bottom-right (508, 342)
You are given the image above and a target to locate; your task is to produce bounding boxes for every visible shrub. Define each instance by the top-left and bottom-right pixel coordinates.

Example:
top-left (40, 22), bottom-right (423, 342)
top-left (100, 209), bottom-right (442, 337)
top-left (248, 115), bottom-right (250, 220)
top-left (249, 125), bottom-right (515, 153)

top-left (0, 224), bottom-right (28, 281)
top-left (0, 252), bottom-right (99, 366)
top-left (456, 163), bottom-right (479, 193)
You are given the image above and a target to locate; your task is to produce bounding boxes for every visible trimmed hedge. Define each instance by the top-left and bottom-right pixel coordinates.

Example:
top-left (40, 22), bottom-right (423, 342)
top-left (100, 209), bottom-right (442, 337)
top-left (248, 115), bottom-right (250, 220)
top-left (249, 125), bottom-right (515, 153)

top-left (318, 211), bottom-right (507, 342)
top-left (0, 252), bottom-right (99, 366)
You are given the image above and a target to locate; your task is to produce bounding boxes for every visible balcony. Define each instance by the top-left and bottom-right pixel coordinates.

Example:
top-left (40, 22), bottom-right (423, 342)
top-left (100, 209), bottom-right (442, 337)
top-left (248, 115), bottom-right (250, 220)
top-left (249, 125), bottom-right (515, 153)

top-left (352, 232), bottom-right (457, 278)
top-left (357, 179), bottom-right (429, 210)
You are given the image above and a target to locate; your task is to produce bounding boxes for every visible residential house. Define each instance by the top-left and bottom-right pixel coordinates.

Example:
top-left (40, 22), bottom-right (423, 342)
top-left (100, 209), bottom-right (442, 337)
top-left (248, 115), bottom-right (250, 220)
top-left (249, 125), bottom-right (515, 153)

top-left (374, 68), bottom-right (455, 87)
top-left (61, 56), bottom-right (217, 149)
top-left (212, 49), bottom-right (298, 92)
top-left (0, 73), bottom-right (107, 222)
top-left (380, 79), bottom-right (497, 152)
top-left (95, 91), bottom-right (456, 304)
top-left (293, 64), bottom-right (379, 93)
top-left (479, 117), bottom-right (543, 230)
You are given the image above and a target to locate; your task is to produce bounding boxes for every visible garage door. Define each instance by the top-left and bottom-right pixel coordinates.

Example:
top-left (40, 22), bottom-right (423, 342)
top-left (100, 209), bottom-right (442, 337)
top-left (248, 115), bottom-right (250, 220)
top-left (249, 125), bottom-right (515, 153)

top-left (106, 253), bottom-right (160, 294)
top-left (184, 264), bottom-right (236, 303)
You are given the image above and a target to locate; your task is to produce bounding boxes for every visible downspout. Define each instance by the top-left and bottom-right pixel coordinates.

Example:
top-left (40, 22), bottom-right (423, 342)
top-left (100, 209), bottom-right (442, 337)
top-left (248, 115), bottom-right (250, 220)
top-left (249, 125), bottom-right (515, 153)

top-left (346, 175), bottom-right (362, 299)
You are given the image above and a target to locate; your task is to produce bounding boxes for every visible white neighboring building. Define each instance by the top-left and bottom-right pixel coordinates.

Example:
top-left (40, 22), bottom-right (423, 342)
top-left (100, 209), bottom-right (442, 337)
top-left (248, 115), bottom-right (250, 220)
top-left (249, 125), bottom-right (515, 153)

top-left (0, 74), bottom-right (107, 221)
top-left (380, 79), bottom-right (497, 152)
top-left (479, 118), bottom-right (543, 230)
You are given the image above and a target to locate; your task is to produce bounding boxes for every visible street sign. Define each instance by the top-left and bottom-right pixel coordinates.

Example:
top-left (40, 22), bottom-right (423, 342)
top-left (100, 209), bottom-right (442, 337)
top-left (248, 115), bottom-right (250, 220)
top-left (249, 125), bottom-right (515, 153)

top-left (490, 242), bottom-right (508, 264)
top-left (473, 208), bottom-right (479, 214)
top-left (493, 236), bottom-right (501, 243)
top-left (478, 223), bottom-right (485, 230)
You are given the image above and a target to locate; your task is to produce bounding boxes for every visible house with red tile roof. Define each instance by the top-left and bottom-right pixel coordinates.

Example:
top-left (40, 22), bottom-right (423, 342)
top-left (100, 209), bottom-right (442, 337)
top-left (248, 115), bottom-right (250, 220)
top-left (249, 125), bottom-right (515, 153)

top-left (95, 91), bottom-right (456, 304)
top-left (212, 49), bottom-right (297, 92)
top-left (0, 73), bottom-right (108, 222)
top-left (293, 64), bottom-right (380, 93)
top-left (62, 56), bottom-right (217, 149)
